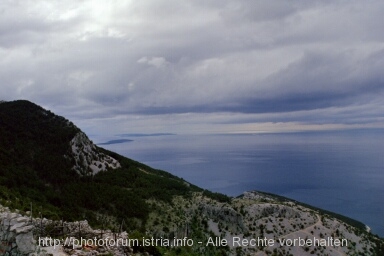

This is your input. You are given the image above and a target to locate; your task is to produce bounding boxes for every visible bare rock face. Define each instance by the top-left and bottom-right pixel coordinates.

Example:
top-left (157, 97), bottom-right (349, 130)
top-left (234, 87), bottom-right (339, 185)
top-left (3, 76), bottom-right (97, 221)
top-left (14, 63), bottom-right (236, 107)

top-left (0, 211), bottom-right (36, 255)
top-left (69, 132), bottom-right (121, 175)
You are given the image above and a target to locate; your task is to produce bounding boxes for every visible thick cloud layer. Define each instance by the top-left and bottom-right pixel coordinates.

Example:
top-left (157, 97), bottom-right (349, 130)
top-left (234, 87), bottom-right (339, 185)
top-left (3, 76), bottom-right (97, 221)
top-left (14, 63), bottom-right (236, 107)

top-left (1, 0), bottom-right (383, 135)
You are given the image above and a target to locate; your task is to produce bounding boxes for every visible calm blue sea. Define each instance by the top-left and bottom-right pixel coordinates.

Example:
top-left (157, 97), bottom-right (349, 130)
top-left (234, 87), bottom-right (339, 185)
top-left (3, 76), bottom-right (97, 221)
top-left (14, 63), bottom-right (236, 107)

top-left (96, 130), bottom-right (384, 237)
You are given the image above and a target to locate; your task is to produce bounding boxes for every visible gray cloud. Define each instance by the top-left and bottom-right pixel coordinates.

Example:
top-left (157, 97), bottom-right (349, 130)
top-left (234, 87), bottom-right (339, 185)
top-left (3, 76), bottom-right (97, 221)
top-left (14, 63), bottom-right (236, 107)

top-left (1, 0), bottom-right (383, 135)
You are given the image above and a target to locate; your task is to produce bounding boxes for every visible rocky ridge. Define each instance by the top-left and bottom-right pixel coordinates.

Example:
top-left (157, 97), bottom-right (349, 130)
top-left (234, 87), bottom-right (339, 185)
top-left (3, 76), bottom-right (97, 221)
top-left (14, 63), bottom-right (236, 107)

top-left (1, 190), bottom-right (383, 256)
top-left (145, 191), bottom-right (383, 256)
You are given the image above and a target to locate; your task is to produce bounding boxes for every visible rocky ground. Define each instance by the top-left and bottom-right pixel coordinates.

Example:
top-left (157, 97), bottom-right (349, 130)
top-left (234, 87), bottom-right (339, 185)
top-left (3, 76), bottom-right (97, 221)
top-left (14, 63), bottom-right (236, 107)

top-left (1, 191), bottom-right (383, 256)
top-left (0, 205), bottom-right (132, 256)
top-left (146, 191), bottom-right (383, 256)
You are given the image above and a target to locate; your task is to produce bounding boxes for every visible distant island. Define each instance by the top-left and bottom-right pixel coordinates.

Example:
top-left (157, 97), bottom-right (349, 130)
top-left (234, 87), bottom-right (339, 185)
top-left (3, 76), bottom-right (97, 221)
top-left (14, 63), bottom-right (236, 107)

top-left (97, 139), bottom-right (133, 145)
top-left (117, 133), bottom-right (176, 137)
top-left (97, 133), bottom-right (176, 144)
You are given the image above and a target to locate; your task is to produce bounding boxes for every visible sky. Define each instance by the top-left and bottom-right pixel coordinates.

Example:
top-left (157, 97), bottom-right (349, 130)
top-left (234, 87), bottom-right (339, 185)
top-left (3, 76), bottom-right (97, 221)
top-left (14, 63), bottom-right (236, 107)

top-left (1, 0), bottom-right (384, 137)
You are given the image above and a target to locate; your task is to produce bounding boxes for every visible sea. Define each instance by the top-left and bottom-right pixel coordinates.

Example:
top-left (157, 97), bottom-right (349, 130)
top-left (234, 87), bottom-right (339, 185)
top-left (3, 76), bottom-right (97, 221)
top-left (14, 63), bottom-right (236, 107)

top-left (95, 130), bottom-right (384, 237)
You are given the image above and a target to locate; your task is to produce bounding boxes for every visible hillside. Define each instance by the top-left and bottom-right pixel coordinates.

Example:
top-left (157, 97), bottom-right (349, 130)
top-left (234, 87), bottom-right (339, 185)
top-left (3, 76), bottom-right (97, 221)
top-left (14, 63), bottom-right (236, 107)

top-left (0, 100), bottom-right (383, 255)
top-left (0, 100), bottom-right (207, 225)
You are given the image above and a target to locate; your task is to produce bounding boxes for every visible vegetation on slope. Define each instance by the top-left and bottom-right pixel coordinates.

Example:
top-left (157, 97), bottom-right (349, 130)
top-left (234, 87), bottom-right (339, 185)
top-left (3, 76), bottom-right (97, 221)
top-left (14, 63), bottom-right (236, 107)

top-left (0, 100), bottom-right (382, 255)
top-left (245, 190), bottom-right (368, 231)
top-left (0, 100), bottom-right (227, 232)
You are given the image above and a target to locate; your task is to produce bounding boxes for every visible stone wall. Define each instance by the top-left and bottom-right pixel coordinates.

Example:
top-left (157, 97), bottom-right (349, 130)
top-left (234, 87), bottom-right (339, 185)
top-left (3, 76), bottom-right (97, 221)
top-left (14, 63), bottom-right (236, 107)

top-left (0, 210), bottom-right (37, 255)
top-left (0, 206), bottom-right (134, 256)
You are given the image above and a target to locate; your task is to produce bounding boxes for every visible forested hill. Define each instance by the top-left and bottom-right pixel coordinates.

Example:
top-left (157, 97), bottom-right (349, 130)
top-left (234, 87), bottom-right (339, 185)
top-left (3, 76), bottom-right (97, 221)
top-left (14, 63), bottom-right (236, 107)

top-left (0, 100), bottom-right (225, 229)
top-left (1, 100), bottom-right (383, 255)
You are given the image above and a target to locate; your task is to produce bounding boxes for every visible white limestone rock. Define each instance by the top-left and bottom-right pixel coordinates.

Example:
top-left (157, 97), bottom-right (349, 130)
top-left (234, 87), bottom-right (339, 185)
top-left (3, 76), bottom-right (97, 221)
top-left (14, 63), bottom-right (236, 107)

top-left (69, 132), bottom-right (121, 175)
top-left (16, 231), bottom-right (36, 254)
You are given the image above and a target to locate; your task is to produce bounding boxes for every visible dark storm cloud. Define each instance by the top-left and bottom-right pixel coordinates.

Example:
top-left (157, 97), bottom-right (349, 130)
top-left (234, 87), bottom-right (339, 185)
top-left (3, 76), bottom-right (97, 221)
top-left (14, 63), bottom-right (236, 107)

top-left (1, 0), bottom-right (383, 134)
top-left (128, 48), bottom-right (384, 117)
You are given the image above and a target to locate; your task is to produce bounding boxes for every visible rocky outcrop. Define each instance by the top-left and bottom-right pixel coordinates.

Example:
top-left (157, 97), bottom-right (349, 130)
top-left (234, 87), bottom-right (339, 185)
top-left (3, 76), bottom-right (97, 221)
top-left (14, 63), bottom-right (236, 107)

top-left (0, 206), bottom-right (135, 256)
top-left (69, 132), bottom-right (121, 175)
top-left (0, 210), bottom-right (37, 255)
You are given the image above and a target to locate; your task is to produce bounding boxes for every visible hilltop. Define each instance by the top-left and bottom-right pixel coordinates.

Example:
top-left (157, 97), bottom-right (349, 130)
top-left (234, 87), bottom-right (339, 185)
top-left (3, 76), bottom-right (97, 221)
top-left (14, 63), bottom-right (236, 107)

top-left (0, 100), bottom-right (383, 255)
top-left (0, 100), bottom-right (207, 224)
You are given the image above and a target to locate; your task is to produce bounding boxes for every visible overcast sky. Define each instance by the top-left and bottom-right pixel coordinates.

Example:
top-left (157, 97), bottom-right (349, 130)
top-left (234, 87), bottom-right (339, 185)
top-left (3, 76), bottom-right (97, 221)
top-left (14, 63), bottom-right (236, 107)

top-left (1, 0), bottom-right (384, 137)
